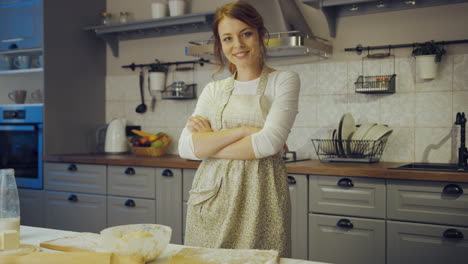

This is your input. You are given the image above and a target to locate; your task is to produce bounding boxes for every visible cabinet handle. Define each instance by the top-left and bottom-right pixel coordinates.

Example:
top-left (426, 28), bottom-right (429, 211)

top-left (67, 194), bottom-right (78, 202)
top-left (162, 169), bottom-right (173, 177)
top-left (337, 178), bottom-right (354, 188)
top-left (336, 218), bottom-right (354, 229)
top-left (124, 199), bottom-right (136, 207)
top-left (442, 184), bottom-right (464, 195)
top-left (67, 164), bottom-right (77, 171)
top-left (443, 229), bottom-right (464, 240)
top-left (124, 167), bottom-right (135, 175)
top-left (287, 176), bottom-right (296, 185)
top-left (8, 43), bottom-right (18, 50)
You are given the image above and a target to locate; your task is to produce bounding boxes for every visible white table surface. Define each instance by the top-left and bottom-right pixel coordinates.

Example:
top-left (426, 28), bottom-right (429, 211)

top-left (19, 225), bottom-right (327, 264)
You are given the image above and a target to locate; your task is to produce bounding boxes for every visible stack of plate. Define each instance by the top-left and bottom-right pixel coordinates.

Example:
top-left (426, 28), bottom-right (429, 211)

top-left (319, 113), bottom-right (393, 157)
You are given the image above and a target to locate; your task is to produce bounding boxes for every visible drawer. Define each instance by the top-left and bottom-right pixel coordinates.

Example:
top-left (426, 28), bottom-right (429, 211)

top-left (183, 169), bottom-right (196, 202)
top-left (108, 166), bottom-right (156, 199)
top-left (44, 163), bottom-right (106, 195)
top-left (309, 213), bottom-right (385, 264)
top-left (387, 220), bottom-right (468, 264)
top-left (107, 196), bottom-right (156, 227)
top-left (44, 190), bottom-right (106, 233)
top-left (387, 180), bottom-right (468, 227)
top-left (309, 175), bottom-right (386, 218)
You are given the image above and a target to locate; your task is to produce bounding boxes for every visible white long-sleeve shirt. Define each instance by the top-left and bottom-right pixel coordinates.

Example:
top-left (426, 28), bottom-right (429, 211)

top-left (178, 70), bottom-right (300, 160)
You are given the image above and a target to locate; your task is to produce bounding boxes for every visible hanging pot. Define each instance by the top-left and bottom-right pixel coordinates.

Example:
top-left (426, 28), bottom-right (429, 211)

top-left (415, 54), bottom-right (438, 80)
top-left (149, 71), bottom-right (166, 93)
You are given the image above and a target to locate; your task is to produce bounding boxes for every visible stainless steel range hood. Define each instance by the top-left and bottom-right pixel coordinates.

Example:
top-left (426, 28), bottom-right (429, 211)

top-left (186, 0), bottom-right (332, 59)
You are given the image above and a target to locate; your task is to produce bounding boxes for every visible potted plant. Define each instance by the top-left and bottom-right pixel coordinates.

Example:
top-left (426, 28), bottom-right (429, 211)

top-left (148, 60), bottom-right (168, 93)
top-left (412, 41), bottom-right (446, 80)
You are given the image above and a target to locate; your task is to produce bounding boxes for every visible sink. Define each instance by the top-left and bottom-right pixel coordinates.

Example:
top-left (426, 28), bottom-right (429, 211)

top-left (392, 163), bottom-right (468, 173)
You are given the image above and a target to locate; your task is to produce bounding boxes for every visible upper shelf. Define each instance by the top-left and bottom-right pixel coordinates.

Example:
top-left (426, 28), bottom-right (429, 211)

top-left (84, 12), bottom-right (215, 57)
top-left (302, 0), bottom-right (468, 38)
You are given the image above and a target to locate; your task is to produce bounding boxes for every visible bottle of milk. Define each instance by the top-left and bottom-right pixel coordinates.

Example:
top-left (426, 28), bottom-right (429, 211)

top-left (0, 169), bottom-right (20, 232)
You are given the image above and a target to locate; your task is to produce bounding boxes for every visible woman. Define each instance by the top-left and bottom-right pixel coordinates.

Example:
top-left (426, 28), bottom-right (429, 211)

top-left (178, 1), bottom-right (299, 257)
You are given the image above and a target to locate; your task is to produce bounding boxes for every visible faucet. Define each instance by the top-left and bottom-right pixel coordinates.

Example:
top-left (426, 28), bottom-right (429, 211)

top-left (455, 112), bottom-right (468, 168)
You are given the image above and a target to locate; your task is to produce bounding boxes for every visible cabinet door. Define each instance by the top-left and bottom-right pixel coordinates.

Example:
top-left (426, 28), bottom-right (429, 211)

top-left (0, 0), bottom-right (42, 51)
top-left (288, 174), bottom-right (308, 260)
top-left (44, 163), bottom-right (107, 195)
top-left (108, 166), bottom-right (155, 199)
top-left (107, 196), bottom-right (156, 227)
top-left (387, 220), bottom-right (468, 264)
top-left (309, 175), bottom-right (386, 218)
top-left (156, 168), bottom-right (182, 244)
top-left (18, 188), bottom-right (44, 227)
top-left (44, 190), bottom-right (106, 233)
top-left (387, 180), bottom-right (468, 227)
top-left (309, 213), bottom-right (385, 264)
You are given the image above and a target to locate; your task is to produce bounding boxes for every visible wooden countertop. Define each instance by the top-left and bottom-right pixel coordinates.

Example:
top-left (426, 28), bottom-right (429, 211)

top-left (43, 154), bottom-right (468, 183)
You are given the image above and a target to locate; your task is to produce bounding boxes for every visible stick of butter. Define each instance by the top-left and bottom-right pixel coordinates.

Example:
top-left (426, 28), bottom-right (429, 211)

top-left (0, 230), bottom-right (20, 251)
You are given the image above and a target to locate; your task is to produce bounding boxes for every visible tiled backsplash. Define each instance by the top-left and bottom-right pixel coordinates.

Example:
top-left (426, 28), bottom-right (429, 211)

top-left (106, 54), bottom-right (468, 163)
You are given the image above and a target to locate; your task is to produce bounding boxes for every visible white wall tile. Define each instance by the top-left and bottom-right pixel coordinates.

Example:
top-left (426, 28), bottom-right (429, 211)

top-left (452, 91), bottom-right (468, 126)
top-left (396, 58), bottom-right (415, 92)
top-left (316, 62), bottom-right (347, 94)
top-left (316, 95), bottom-right (348, 128)
top-left (453, 54), bottom-right (468, 91)
top-left (415, 127), bottom-right (457, 163)
top-left (380, 93), bottom-right (415, 127)
top-left (381, 128), bottom-right (414, 162)
top-left (294, 96), bottom-right (318, 128)
top-left (414, 92), bottom-right (452, 127)
top-left (347, 94), bottom-right (381, 125)
top-left (295, 63), bottom-right (318, 96)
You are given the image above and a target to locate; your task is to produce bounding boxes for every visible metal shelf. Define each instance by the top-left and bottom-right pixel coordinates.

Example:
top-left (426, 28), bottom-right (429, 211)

top-left (0, 48), bottom-right (42, 56)
top-left (0, 68), bottom-right (43, 75)
top-left (84, 12), bottom-right (215, 57)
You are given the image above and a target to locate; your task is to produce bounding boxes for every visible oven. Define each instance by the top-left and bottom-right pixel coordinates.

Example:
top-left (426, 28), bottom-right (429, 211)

top-left (0, 104), bottom-right (43, 189)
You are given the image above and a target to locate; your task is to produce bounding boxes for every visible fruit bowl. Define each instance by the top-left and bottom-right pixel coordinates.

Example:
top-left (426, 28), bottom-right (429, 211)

top-left (100, 224), bottom-right (172, 262)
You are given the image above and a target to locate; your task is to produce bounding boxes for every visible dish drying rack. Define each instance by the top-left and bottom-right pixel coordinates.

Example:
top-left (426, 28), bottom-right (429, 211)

top-left (311, 138), bottom-right (388, 163)
top-left (355, 53), bottom-right (396, 94)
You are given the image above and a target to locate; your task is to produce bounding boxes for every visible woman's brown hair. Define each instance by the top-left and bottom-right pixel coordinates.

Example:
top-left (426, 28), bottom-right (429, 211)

top-left (212, 1), bottom-right (268, 77)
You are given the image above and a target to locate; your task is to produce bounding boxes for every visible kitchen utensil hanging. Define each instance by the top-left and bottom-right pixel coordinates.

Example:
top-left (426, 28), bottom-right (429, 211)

top-left (354, 49), bottom-right (396, 94)
top-left (161, 62), bottom-right (197, 100)
top-left (135, 68), bottom-right (148, 113)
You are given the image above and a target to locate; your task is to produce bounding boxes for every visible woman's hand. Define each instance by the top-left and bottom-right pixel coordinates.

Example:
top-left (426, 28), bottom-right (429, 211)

top-left (187, 115), bottom-right (213, 133)
top-left (272, 144), bottom-right (289, 158)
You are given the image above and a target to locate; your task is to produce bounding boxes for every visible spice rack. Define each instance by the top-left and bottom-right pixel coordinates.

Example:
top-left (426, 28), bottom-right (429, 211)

top-left (355, 53), bottom-right (396, 94)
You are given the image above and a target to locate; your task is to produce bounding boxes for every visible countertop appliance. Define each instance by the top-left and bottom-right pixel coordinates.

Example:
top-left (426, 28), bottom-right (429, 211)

top-left (104, 118), bottom-right (129, 154)
top-left (0, 104), bottom-right (43, 189)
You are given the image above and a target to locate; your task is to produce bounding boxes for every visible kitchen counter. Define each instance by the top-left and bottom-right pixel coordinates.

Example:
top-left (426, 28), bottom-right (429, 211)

top-left (43, 154), bottom-right (468, 183)
top-left (19, 225), bottom-right (325, 264)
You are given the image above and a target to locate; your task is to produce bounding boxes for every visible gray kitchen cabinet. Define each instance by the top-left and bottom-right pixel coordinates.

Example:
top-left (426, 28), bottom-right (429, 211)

top-left (44, 162), bottom-right (107, 195)
top-left (44, 190), bottom-right (106, 233)
top-left (387, 179), bottom-right (468, 227)
top-left (288, 174), bottom-right (308, 260)
top-left (387, 220), bottom-right (468, 264)
top-left (107, 196), bottom-right (156, 228)
top-left (108, 165), bottom-right (156, 199)
top-left (182, 169), bottom-right (196, 244)
top-left (309, 213), bottom-right (386, 264)
top-left (309, 175), bottom-right (386, 219)
top-left (18, 188), bottom-right (44, 227)
top-left (156, 168), bottom-right (183, 244)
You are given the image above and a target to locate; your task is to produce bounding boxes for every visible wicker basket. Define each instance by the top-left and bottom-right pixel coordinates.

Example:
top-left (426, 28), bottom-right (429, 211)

top-left (131, 138), bottom-right (171, 157)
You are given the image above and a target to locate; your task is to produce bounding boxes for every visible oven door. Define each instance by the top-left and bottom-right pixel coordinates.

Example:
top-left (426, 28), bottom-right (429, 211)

top-left (0, 124), bottom-right (43, 189)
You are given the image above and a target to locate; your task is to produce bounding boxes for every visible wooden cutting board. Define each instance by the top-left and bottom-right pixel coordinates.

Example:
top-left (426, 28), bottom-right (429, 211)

top-left (39, 233), bottom-right (101, 252)
top-left (170, 247), bottom-right (279, 264)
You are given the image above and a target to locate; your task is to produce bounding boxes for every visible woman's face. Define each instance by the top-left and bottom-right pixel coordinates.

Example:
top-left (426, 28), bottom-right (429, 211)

top-left (218, 16), bottom-right (261, 70)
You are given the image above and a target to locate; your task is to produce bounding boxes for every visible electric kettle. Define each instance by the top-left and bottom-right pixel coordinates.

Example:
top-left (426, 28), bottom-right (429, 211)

top-left (105, 118), bottom-right (129, 154)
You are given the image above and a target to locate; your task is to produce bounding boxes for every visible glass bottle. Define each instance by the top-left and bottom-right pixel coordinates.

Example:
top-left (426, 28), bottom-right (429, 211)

top-left (100, 12), bottom-right (112, 25)
top-left (0, 169), bottom-right (20, 232)
top-left (119, 11), bottom-right (130, 23)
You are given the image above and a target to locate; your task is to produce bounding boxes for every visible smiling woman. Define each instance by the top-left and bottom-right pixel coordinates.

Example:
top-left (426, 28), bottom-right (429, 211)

top-left (178, 1), bottom-right (300, 258)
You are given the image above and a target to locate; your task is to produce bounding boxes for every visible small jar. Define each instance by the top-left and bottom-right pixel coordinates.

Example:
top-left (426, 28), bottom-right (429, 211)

top-left (119, 11), bottom-right (130, 23)
top-left (382, 77), bottom-right (389, 89)
top-left (100, 12), bottom-right (112, 25)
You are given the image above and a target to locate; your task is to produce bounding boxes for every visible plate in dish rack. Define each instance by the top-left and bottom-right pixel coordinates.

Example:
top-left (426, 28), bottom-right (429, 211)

top-left (338, 113), bottom-right (356, 156)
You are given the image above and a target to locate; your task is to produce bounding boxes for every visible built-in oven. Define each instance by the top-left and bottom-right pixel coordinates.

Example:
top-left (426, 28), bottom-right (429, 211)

top-left (0, 104), bottom-right (43, 189)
